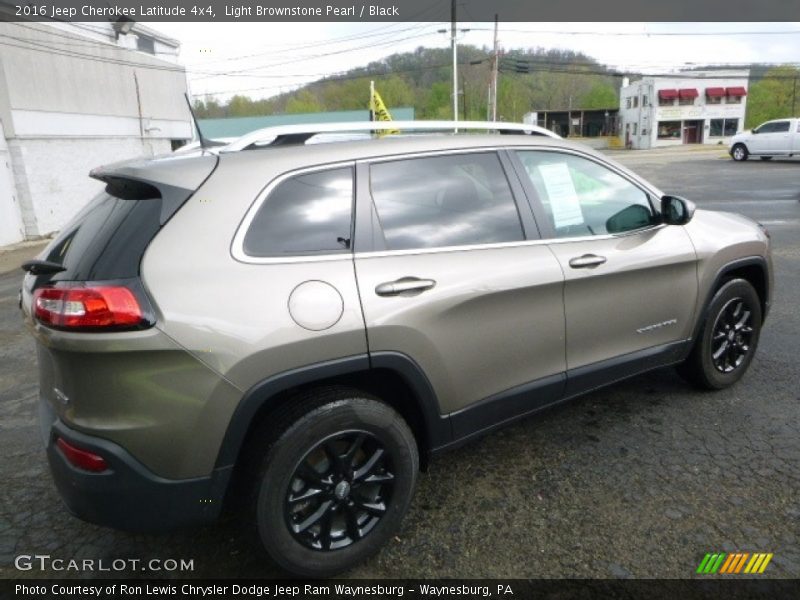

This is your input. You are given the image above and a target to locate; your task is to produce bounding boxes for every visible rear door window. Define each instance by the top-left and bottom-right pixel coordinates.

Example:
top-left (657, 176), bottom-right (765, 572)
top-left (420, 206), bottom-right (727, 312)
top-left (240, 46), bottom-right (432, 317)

top-left (243, 167), bottom-right (354, 257)
top-left (368, 152), bottom-right (524, 251)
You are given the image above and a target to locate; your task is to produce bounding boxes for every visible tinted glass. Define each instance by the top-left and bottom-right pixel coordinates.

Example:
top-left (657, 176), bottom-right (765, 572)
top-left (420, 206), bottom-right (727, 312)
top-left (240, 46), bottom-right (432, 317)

top-left (516, 151), bottom-right (655, 238)
top-left (243, 167), bottom-right (353, 257)
top-left (723, 119), bottom-right (739, 136)
top-left (44, 191), bottom-right (162, 281)
top-left (369, 153), bottom-right (524, 251)
top-left (772, 121), bottom-right (791, 133)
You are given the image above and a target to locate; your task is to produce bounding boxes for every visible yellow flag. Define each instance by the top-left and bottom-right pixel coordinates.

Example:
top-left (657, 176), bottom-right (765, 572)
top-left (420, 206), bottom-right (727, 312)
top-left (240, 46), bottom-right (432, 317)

top-left (370, 88), bottom-right (399, 135)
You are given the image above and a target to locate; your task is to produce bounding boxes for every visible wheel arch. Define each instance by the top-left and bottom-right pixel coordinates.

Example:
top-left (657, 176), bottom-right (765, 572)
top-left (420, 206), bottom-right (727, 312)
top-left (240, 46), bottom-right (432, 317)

top-left (691, 256), bottom-right (770, 344)
top-left (214, 353), bottom-right (450, 476)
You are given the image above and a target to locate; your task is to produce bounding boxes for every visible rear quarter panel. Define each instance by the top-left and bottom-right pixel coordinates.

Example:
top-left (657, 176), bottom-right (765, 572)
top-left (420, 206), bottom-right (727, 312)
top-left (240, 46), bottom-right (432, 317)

top-left (141, 153), bottom-right (369, 464)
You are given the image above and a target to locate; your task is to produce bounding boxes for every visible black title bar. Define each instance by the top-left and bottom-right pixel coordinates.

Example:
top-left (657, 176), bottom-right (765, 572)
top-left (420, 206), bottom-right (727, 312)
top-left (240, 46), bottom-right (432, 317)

top-left (2, 0), bottom-right (800, 22)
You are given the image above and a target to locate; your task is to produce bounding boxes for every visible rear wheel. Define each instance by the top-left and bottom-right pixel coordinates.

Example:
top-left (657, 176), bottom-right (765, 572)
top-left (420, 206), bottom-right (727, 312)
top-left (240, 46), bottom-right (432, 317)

top-left (731, 144), bottom-right (748, 161)
top-left (249, 388), bottom-right (418, 577)
top-left (678, 279), bottom-right (762, 389)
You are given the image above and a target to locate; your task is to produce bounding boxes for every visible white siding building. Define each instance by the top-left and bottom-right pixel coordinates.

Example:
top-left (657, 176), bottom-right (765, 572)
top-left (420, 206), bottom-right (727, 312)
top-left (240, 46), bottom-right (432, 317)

top-left (0, 20), bottom-right (192, 246)
top-left (618, 70), bottom-right (749, 150)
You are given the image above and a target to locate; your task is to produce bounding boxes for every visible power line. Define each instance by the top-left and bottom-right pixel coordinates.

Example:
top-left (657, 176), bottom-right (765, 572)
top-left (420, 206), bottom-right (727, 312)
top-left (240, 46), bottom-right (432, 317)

top-left (190, 29), bottom-right (443, 80)
top-left (190, 4), bottom-right (447, 66)
top-left (473, 27), bottom-right (800, 37)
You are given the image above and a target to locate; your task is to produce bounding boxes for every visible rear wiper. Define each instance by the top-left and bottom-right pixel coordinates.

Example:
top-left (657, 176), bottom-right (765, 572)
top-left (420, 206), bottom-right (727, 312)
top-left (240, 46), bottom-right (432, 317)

top-left (20, 260), bottom-right (66, 275)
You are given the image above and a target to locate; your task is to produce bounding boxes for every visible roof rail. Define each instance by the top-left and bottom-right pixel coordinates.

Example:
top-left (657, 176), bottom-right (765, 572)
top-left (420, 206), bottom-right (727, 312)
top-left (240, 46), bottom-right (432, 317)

top-left (220, 120), bottom-right (560, 152)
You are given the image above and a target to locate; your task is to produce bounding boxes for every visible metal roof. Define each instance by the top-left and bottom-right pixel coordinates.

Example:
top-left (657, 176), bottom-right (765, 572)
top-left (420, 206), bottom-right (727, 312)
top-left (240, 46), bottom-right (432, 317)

top-left (198, 108), bottom-right (416, 139)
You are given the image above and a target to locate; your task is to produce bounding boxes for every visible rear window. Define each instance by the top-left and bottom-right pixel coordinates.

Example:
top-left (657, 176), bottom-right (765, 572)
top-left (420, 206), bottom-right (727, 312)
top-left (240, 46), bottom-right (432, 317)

top-left (243, 167), bottom-right (354, 257)
top-left (43, 191), bottom-right (162, 281)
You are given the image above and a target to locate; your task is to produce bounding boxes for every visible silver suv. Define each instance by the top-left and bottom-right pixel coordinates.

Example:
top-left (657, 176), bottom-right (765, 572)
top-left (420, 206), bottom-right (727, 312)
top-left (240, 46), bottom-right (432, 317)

top-left (21, 122), bottom-right (772, 577)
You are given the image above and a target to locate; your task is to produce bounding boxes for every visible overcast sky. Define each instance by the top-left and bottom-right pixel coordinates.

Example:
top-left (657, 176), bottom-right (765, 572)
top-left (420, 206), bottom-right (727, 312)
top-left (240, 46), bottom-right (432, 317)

top-left (151, 22), bottom-right (800, 101)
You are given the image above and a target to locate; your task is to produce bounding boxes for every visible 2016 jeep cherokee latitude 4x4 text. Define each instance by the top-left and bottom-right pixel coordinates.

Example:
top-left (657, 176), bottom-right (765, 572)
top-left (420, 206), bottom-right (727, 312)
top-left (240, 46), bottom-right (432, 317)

top-left (20, 123), bottom-right (772, 577)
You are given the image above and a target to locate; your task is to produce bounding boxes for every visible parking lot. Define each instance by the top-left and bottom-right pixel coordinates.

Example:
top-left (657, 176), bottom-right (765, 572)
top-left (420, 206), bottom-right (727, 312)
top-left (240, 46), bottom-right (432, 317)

top-left (0, 147), bottom-right (798, 579)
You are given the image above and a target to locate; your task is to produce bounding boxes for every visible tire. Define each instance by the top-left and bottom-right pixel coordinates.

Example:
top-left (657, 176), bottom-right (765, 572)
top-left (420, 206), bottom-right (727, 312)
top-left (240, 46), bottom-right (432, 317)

top-left (249, 387), bottom-right (418, 577)
top-left (678, 279), bottom-right (762, 390)
top-left (731, 144), bottom-right (748, 161)
top-left (760, 156), bottom-right (773, 161)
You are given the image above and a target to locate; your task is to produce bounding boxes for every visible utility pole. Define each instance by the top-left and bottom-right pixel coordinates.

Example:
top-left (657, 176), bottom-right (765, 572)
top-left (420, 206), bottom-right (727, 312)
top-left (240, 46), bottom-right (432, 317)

top-left (451, 0), bottom-right (458, 127)
top-left (490, 14), bottom-right (499, 121)
top-left (793, 72), bottom-right (798, 116)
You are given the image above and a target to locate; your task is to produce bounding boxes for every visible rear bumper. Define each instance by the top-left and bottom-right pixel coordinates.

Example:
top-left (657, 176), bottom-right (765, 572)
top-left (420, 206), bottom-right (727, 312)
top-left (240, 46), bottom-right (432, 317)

top-left (43, 409), bottom-right (230, 533)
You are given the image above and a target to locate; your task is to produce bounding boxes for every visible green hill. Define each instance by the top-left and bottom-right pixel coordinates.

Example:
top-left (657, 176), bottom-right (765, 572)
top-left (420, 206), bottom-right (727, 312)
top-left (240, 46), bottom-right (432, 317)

top-left (193, 45), bottom-right (623, 121)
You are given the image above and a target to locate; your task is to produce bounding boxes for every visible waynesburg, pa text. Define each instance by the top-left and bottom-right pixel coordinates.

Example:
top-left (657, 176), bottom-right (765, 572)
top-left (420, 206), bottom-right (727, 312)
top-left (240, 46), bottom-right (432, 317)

top-left (15, 583), bottom-right (515, 597)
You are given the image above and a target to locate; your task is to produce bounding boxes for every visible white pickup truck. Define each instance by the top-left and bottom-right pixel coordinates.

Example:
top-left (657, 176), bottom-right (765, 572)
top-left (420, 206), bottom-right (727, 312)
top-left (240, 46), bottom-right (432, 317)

top-left (729, 117), bottom-right (800, 161)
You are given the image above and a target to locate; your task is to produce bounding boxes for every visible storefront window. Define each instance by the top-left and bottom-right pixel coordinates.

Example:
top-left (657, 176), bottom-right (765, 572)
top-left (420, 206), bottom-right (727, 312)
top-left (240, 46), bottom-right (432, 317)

top-left (709, 119), bottom-right (739, 137)
top-left (658, 97), bottom-right (674, 107)
top-left (657, 121), bottom-right (681, 139)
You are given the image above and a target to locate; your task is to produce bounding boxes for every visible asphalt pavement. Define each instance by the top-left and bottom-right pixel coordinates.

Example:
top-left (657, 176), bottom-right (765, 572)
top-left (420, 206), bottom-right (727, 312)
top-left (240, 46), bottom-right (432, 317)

top-left (0, 147), bottom-right (798, 579)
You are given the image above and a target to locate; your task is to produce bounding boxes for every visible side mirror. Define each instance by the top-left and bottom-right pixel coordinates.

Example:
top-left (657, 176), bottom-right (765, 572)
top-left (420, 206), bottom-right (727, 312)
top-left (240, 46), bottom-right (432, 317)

top-left (661, 195), bottom-right (696, 225)
top-left (752, 128), bottom-right (759, 135)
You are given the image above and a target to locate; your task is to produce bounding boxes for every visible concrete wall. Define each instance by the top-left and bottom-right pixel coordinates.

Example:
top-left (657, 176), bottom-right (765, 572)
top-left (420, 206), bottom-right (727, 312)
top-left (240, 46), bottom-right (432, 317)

top-left (9, 137), bottom-right (171, 237)
top-left (0, 22), bottom-right (191, 243)
top-left (0, 122), bottom-right (25, 246)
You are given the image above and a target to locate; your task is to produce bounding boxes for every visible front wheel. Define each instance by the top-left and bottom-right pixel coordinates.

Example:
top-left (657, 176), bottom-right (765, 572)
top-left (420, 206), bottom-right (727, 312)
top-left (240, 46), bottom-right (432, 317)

top-left (731, 144), bottom-right (748, 161)
top-left (250, 389), bottom-right (418, 577)
top-left (678, 279), bottom-right (762, 390)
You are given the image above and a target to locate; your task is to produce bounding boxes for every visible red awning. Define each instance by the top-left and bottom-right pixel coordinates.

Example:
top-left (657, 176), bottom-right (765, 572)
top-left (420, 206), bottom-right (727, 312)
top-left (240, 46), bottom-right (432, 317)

top-left (658, 89), bottom-right (678, 99)
top-left (678, 88), bottom-right (699, 99)
top-left (705, 87), bottom-right (725, 97)
top-left (726, 86), bottom-right (748, 97)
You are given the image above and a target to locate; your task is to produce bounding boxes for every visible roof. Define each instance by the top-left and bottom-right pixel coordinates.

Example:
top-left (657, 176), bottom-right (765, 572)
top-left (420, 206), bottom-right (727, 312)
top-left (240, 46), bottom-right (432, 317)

top-left (199, 108), bottom-right (416, 138)
top-left (94, 133), bottom-right (665, 204)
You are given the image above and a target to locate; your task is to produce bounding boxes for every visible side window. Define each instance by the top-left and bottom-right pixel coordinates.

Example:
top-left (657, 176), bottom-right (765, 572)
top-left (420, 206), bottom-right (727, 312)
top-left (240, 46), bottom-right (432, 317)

top-left (757, 122), bottom-right (776, 134)
top-left (772, 121), bottom-right (790, 133)
top-left (243, 167), bottom-right (353, 257)
top-left (369, 153), bottom-right (524, 251)
top-left (516, 151), bottom-right (655, 238)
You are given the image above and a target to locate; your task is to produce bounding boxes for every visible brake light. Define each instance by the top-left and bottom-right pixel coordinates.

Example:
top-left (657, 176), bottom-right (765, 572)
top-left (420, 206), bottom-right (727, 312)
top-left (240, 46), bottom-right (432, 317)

top-left (56, 437), bottom-right (109, 472)
top-left (34, 285), bottom-right (143, 330)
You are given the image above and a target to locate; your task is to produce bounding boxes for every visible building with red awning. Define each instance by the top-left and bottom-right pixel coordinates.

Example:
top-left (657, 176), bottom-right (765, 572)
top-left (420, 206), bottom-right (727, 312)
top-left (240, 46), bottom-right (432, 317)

top-left (619, 70), bottom-right (749, 149)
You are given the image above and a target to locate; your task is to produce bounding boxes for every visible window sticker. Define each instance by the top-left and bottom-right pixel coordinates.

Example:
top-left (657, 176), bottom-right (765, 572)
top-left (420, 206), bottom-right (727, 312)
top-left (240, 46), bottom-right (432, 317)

top-left (537, 163), bottom-right (584, 227)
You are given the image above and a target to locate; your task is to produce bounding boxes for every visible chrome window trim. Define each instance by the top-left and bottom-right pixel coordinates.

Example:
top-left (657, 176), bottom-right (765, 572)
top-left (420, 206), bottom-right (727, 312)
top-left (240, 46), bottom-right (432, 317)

top-left (231, 160), bottom-right (356, 265)
top-left (231, 145), bottom-right (668, 265)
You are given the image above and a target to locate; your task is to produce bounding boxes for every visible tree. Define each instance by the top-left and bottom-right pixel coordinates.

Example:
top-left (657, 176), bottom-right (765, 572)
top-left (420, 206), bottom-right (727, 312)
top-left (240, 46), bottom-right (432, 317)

top-left (580, 83), bottom-right (618, 109)
top-left (285, 90), bottom-right (323, 114)
top-left (746, 66), bottom-right (800, 128)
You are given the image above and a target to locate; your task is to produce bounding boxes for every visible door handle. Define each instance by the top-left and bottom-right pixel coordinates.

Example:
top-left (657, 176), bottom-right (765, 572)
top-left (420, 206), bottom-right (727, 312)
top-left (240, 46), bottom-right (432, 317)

top-left (375, 277), bottom-right (436, 297)
top-left (568, 254), bottom-right (607, 269)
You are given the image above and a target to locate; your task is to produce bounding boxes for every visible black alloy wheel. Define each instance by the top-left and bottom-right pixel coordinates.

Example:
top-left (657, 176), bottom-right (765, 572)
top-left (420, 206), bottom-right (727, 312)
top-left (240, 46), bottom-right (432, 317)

top-left (285, 430), bottom-right (394, 551)
top-left (249, 389), bottom-right (418, 577)
top-left (677, 278), bottom-right (762, 390)
top-left (710, 297), bottom-right (754, 374)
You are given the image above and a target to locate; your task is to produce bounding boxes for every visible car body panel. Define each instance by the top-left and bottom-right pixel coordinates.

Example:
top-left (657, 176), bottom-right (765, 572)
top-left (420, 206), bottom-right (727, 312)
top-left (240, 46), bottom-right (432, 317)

top-left (354, 245), bottom-right (566, 414)
top-left (546, 225), bottom-right (698, 369)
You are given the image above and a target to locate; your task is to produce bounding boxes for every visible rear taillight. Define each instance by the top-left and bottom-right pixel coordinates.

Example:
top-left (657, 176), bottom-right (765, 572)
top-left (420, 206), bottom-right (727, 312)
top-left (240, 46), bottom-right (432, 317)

top-left (56, 437), bottom-right (109, 472)
top-left (33, 284), bottom-right (146, 330)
